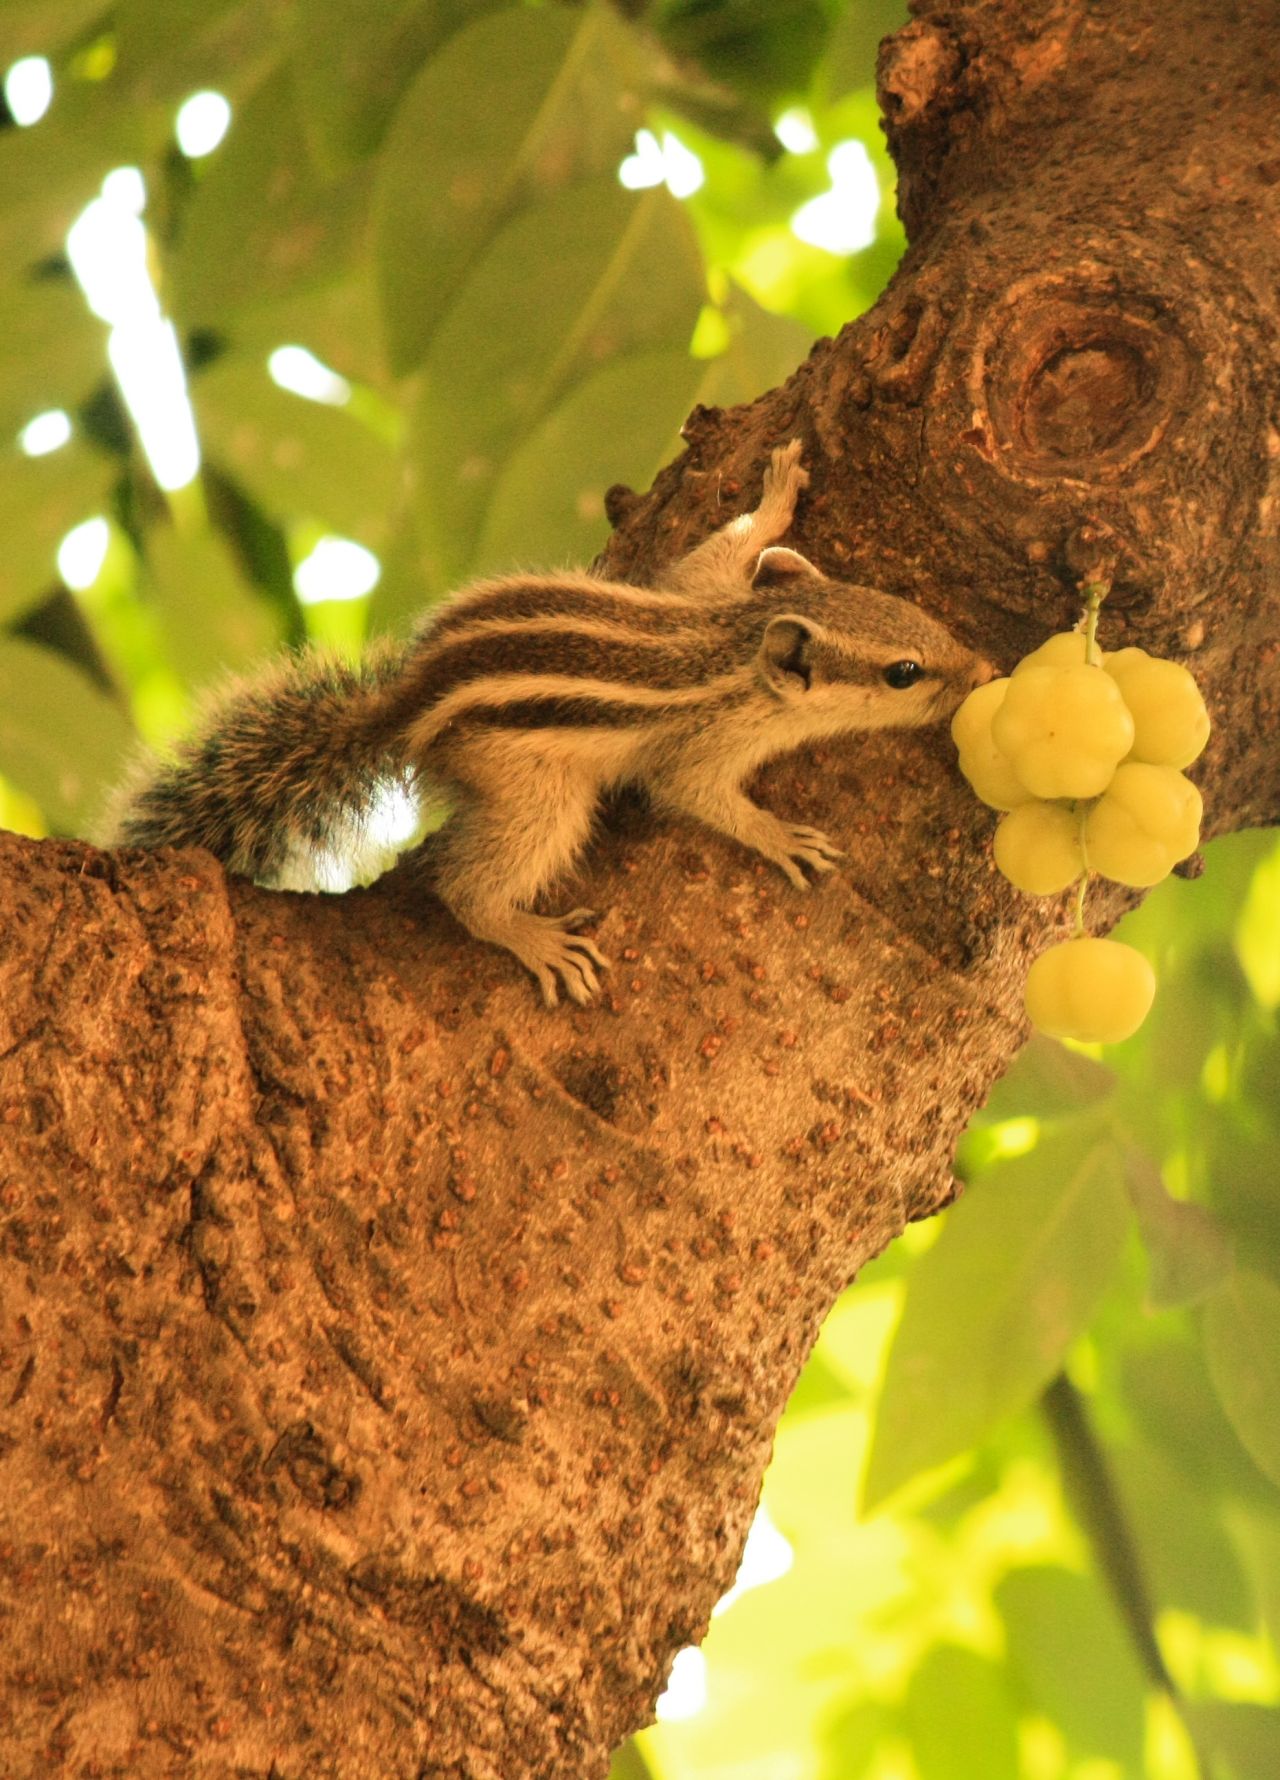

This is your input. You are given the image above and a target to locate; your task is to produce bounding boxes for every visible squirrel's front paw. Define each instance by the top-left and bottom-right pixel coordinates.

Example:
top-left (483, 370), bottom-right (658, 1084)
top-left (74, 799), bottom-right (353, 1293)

top-left (774, 822), bottom-right (844, 891)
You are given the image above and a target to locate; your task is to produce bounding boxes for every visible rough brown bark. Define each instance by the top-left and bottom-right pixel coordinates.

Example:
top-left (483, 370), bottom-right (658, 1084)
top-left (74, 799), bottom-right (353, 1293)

top-left (2, 0), bottom-right (1278, 1774)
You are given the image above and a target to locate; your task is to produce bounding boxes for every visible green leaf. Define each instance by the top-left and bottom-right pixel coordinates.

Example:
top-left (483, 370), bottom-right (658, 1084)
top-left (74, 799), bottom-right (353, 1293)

top-left (1111, 1443), bottom-right (1255, 1630)
top-left (818, 1701), bottom-right (895, 1779)
top-left (0, 440), bottom-right (116, 625)
top-left (1235, 1509), bottom-right (1280, 1651)
top-left (1124, 1147), bottom-right (1233, 1309)
top-left (977, 1034), bottom-right (1117, 1126)
top-left (363, 519), bottom-right (433, 638)
top-left (1204, 1108), bottom-right (1280, 1278)
top-left (1239, 1003), bottom-right (1280, 1139)
top-left (292, 0), bottom-right (504, 172)
top-left (1116, 829), bottom-right (1276, 973)
top-left (655, 0), bottom-right (832, 105)
top-left (1204, 1270), bottom-right (1280, 1489)
top-left (112, 0), bottom-right (283, 105)
top-left (817, 0), bottom-right (909, 102)
top-left (689, 285), bottom-right (815, 413)
top-left (170, 69), bottom-right (367, 325)
top-left (811, 1284), bottom-right (903, 1399)
top-left (905, 1645), bottom-right (1019, 1780)
top-left (144, 521), bottom-right (280, 688)
top-left (0, 0), bottom-right (107, 64)
top-left (407, 178), bottom-right (703, 587)
top-left (372, 4), bottom-right (648, 374)
top-left (0, 271), bottom-right (105, 438)
top-left (0, 87), bottom-right (145, 277)
top-left (1235, 830), bottom-right (1280, 1008)
top-left (995, 1565), bottom-right (1146, 1770)
top-left (470, 347), bottom-right (705, 578)
top-left (862, 1129), bottom-right (1130, 1510)
top-left (216, 267), bottom-right (391, 394)
top-left (1238, 1020), bottom-right (1280, 1137)
top-left (1122, 1338), bottom-right (1280, 1505)
top-left (192, 355), bottom-right (400, 548)
top-left (606, 1739), bottom-right (655, 1780)
top-left (0, 637), bottom-right (131, 832)
top-left (783, 1350), bottom-right (857, 1420)
top-left (1185, 1700), bottom-right (1280, 1780)
top-left (1144, 941), bottom-right (1251, 1101)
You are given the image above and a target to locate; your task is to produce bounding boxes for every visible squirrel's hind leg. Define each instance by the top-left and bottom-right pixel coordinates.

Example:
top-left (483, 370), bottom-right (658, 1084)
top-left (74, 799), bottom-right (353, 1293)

top-left (430, 748), bottom-right (610, 1006)
top-left (666, 439), bottom-right (811, 598)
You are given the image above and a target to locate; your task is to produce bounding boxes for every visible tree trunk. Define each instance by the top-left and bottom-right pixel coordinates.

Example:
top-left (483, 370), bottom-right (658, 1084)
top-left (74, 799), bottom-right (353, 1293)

top-left (2, 1), bottom-right (1278, 1774)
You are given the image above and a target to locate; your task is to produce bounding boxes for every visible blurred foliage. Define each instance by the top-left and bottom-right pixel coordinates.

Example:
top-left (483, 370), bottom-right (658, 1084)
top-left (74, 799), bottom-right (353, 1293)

top-left (0, 4), bottom-right (1275, 1779)
top-left (0, 0), bottom-right (905, 832)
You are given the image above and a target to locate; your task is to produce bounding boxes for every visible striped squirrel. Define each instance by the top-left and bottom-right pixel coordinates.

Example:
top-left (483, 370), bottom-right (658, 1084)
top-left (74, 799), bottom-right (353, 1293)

top-left (109, 443), bottom-right (984, 1005)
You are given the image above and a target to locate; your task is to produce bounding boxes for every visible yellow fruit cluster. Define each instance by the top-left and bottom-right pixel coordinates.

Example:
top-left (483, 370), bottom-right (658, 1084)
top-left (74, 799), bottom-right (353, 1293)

top-left (952, 613), bottom-right (1210, 1045)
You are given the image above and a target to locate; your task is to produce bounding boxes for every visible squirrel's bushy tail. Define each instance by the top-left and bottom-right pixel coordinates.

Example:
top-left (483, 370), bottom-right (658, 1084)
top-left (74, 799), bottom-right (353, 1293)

top-left (106, 640), bottom-right (416, 885)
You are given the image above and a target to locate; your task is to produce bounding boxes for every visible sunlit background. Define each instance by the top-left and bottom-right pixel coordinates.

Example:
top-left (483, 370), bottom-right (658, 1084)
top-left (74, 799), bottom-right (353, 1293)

top-left (5, 57), bottom-right (882, 640)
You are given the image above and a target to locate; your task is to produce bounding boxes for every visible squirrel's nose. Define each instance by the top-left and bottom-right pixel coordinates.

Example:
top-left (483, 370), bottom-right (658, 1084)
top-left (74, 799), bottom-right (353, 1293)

top-left (973, 656), bottom-right (999, 686)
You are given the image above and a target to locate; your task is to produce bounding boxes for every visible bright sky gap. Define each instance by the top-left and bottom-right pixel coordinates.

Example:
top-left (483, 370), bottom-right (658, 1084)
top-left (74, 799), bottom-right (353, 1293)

top-left (269, 346), bottom-right (352, 406)
top-left (618, 129), bottom-right (704, 199)
top-left (175, 90), bottom-right (232, 158)
top-left (57, 518), bottom-right (110, 591)
top-left (293, 537), bottom-right (381, 605)
top-left (791, 140), bottom-right (880, 254)
top-left (19, 410), bottom-right (73, 456)
top-left (65, 169), bottom-right (202, 494)
top-left (4, 55), bottom-right (52, 125)
top-left (774, 107), bottom-right (818, 154)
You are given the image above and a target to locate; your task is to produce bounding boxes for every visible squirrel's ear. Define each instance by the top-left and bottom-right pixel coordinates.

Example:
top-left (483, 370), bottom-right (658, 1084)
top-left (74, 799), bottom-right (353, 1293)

top-left (758, 614), bottom-right (816, 695)
top-left (752, 546), bottom-right (819, 589)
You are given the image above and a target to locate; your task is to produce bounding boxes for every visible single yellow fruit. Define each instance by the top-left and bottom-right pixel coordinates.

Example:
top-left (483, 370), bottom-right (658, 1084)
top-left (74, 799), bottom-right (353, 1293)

top-left (958, 745), bottom-right (1038, 811)
top-left (1012, 631), bottom-right (1092, 674)
top-left (993, 664), bottom-right (1135, 798)
top-left (952, 679), bottom-right (1036, 810)
top-left (1084, 763), bottom-right (1202, 886)
top-left (1104, 647), bottom-right (1211, 768)
top-left (951, 678), bottom-right (1009, 751)
top-left (1025, 937), bottom-right (1156, 1043)
top-left (994, 803), bottom-right (1086, 895)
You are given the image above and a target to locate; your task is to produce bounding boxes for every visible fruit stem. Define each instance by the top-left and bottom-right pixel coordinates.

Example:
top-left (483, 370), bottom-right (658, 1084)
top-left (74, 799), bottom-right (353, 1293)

top-left (1080, 578), bottom-right (1109, 667)
top-left (1073, 804), bottom-right (1092, 936)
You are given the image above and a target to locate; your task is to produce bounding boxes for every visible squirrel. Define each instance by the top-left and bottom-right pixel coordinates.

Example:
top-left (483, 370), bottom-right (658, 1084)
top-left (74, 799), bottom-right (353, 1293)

top-left (108, 443), bottom-right (986, 1005)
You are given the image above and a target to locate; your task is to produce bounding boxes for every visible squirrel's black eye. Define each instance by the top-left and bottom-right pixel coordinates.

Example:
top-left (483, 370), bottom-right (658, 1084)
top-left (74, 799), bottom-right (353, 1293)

top-left (883, 660), bottom-right (923, 689)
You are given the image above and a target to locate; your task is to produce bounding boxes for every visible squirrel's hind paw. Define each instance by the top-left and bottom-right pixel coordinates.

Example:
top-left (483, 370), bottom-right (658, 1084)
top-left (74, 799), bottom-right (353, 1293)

top-left (762, 439), bottom-right (810, 513)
